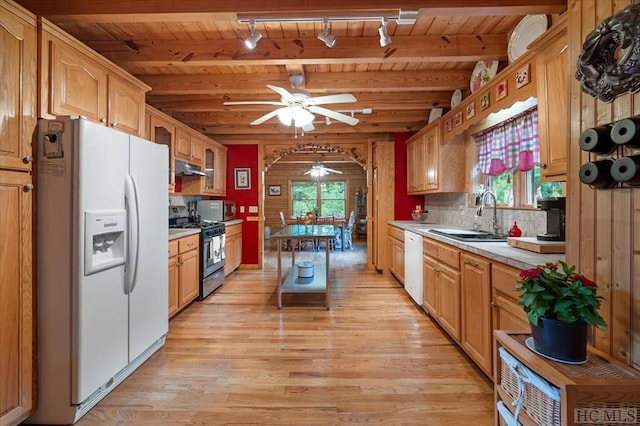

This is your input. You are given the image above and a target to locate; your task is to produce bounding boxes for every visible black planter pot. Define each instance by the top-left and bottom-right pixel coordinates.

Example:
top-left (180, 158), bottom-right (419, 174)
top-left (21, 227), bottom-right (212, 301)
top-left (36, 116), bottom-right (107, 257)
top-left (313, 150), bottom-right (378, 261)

top-left (530, 317), bottom-right (588, 363)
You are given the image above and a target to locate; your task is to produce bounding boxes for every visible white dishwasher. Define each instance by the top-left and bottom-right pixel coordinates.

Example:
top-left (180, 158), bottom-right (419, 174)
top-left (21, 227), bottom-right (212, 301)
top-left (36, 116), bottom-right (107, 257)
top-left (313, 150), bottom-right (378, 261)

top-left (404, 230), bottom-right (423, 305)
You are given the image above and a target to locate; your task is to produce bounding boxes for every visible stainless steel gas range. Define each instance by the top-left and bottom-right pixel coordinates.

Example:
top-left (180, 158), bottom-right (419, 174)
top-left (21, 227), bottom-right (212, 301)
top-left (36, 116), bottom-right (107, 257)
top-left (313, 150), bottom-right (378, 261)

top-left (169, 217), bottom-right (225, 300)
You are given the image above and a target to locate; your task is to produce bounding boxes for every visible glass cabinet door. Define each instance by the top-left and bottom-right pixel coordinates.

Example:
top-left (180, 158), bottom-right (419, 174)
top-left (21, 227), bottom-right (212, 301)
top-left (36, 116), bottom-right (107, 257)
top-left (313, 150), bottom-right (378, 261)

top-left (204, 146), bottom-right (214, 191)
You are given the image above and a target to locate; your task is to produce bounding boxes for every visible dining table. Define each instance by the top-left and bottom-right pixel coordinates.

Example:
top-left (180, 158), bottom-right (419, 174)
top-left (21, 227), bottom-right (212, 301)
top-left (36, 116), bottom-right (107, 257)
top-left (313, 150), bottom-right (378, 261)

top-left (285, 215), bottom-right (346, 251)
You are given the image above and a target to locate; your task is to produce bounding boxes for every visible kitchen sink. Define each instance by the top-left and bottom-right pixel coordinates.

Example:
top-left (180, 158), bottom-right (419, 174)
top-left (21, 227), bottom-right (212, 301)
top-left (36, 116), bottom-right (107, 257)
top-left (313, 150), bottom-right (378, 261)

top-left (427, 228), bottom-right (508, 242)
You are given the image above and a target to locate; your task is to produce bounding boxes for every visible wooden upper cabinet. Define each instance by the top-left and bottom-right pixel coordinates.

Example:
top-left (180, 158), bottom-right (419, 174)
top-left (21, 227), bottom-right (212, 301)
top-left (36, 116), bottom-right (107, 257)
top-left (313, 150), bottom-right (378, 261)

top-left (424, 124), bottom-right (439, 190)
top-left (39, 18), bottom-right (149, 137)
top-left (406, 121), bottom-right (464, 194)
top-left (407, 136), bottom-right (426, 193)
top-left (0, 0), bottom-right (37, 172)
top-left (48, 37), bottom-right (107, 123)
top-left (107, 74), bottom-right (146, 137)
top-left (531, 17), bottom-right (568, 182)
top-left (175, 127), bottom-right (204, 166)
top-left (213, 144), bottom-right (227, 195)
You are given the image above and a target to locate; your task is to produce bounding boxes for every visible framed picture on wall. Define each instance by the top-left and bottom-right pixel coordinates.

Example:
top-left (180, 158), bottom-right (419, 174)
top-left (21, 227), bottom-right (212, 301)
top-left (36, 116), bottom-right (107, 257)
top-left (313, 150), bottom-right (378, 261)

top-left (268, 185), bottom-right (281, 196)
top-left (234, 168), bottom-right (251, 190)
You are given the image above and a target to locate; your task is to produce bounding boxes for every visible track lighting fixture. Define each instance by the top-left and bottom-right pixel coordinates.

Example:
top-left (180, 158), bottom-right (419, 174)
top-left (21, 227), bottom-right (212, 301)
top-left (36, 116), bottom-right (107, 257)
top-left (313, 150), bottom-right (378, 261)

top-left (238, 11), bottom-right (414, 49)
top-left (244, 20), bottom-right (262, 49)
top-left (317, 18), bottom-right (336, 48)
top-left (378, 17), bottom-right (392, 47)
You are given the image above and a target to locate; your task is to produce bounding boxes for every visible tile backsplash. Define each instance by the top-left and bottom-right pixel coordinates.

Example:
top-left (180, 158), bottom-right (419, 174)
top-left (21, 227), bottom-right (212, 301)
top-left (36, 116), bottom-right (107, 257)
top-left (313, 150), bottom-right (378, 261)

top-left (421, 193), bottom-right (547, 237)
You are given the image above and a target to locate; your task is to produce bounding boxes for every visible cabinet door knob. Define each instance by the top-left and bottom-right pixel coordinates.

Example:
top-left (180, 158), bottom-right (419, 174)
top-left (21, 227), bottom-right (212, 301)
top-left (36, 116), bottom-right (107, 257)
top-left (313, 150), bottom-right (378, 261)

top-left (24, 183), bottom-right (34, 191)
top-left (110, 122), bottom-right (118, 128)
top-left (23, 155), bottom-right (34, 163)
top-left (100, 118), bottom-right (107, 123)
top-left (490, 302), bottom-right (496, 308)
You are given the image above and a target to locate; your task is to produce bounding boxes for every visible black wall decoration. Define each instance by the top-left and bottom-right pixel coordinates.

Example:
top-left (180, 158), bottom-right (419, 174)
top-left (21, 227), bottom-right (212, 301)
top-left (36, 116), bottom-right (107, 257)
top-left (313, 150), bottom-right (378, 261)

top-left (576, 2), bottom-right (640, 103)
top-left (578, 116), bottom-right (640, 189)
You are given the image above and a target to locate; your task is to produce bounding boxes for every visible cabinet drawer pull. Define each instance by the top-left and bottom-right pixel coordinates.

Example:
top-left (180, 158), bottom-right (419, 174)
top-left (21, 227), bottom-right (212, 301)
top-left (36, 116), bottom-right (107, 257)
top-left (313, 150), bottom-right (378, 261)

top-left (464, 259), bottom-right (479, 268)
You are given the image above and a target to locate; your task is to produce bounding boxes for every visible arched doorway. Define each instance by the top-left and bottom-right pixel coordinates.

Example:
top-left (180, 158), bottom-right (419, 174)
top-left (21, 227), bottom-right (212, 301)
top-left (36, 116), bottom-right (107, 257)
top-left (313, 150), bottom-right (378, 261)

top-left (261, 142), bottom-right (369, 270)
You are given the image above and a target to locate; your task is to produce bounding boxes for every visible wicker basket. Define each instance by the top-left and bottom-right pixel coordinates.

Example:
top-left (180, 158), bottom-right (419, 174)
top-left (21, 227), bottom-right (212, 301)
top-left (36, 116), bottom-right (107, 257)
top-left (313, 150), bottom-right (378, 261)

top-left (499, 347), bottom-right (561, 426)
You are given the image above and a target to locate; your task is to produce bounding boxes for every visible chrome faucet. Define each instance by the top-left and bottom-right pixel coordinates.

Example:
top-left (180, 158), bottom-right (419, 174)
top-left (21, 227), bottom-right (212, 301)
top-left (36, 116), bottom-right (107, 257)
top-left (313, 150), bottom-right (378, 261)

top-left (476, 189), bottom-right (500, 235)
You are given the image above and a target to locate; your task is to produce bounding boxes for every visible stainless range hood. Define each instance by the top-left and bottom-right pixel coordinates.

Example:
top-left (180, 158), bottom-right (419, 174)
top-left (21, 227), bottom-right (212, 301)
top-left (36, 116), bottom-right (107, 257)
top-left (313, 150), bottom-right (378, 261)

top-left (175, 159), bottom-right (206, 176)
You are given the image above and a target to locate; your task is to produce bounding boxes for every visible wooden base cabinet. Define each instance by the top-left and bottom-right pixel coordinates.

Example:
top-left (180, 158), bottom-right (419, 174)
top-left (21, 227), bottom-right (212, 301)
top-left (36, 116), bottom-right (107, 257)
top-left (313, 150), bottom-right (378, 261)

top-left (495, 331), bottom-right (640, 426)
top-left (168, 235), bottom-right (199, 318)
top-left (461, 253), bottom-right (492, 376)
top-left (388, 226), bottom-right (405, 284)
top-left (224, 222), bottom-right (242, 276)
top-left (422, 238), bottom-right (461, 341)
top-left (0, 170), bottom-right (34, 426)
top-left (491, 263), bottom-right (529, 333)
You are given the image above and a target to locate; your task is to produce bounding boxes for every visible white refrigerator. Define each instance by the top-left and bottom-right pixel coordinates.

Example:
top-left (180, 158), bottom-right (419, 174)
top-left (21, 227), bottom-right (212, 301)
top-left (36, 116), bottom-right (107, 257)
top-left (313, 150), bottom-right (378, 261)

top-left (29, 117), bottom-right (169, 424)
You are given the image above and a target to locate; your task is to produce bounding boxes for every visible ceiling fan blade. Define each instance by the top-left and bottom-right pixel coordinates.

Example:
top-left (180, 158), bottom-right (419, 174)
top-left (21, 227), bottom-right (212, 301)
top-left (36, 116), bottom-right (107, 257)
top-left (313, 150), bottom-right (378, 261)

top-left (224, 101), bottom-right (285, 106)
top-left (323, 167), bottom-right (343, 174)
top-left (307, 106), bottom-right (359, 126)
top-left (250, 109), bottom-right (281, 125)
top-left (267, 84), bottom-right (293, 99)
top-left (307, 93), bottom-right (357, 105)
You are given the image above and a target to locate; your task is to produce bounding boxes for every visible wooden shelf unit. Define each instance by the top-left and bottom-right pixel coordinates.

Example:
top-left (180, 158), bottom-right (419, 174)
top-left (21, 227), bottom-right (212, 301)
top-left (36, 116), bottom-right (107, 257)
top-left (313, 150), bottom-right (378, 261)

top-left (494, 331), bottom-right (640, 426)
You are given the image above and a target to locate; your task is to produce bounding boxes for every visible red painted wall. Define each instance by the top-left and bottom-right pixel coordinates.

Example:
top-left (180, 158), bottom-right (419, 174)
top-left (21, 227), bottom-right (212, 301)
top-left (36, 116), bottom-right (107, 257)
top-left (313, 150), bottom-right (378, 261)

top-left (394, 132), bottom-right (424, 220)
top-left (226, 145), bottom-right (259, 264)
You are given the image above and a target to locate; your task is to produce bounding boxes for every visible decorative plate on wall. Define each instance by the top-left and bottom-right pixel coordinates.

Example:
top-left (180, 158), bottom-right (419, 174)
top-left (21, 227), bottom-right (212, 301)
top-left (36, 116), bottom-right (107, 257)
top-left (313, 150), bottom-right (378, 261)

top-left (470, 61), bottom-right (499, 93)
top-left (451, 89), bottom-right (462, 108)
top-left (508, 14), bottom-right (549, 63)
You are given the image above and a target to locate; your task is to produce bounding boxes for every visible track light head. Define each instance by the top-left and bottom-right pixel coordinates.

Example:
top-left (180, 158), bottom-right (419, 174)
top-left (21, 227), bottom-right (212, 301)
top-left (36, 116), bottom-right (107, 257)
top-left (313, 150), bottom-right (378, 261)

top-left (378, 18), bottom-right (392, 47)
top-left (317, 18), bottom-right (336, 48)
top-left (317, 32), bottom-right (336, 48)
top-left (244, 20), bottom-right (263, 49)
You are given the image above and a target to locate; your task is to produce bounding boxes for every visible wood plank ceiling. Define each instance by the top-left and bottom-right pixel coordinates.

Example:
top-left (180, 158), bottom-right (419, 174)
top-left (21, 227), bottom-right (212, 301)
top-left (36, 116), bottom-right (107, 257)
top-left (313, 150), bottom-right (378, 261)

top-left (17, 0), bottom-right (567, 143)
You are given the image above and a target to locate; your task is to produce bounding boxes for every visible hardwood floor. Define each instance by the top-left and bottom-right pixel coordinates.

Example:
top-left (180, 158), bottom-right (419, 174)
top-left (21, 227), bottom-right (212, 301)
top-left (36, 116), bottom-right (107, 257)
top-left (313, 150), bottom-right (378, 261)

top-left (76, 239), bottom-right (494, 425)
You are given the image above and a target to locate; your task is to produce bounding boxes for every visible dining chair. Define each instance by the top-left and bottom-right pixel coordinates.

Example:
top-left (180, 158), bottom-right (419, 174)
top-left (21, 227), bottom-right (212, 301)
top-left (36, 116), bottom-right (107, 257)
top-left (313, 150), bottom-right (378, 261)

top-left (342, 211), bottom-right (357, 250)
top-left (278, 211), bottom-right (293, 250)
top-left (314, 216), bottom-right (335, 251)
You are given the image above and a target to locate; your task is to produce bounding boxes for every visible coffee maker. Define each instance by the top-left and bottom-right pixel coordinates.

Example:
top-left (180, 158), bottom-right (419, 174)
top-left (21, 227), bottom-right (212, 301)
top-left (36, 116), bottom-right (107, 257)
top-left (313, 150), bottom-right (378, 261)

top-left (536, 197), bottom-right (566, 241)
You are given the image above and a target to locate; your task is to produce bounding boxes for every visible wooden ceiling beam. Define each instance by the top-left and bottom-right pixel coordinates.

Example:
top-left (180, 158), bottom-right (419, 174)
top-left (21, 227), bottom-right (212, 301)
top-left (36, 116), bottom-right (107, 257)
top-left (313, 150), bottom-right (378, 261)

top-left (147, 92), bottom-right (452, 111)
top-left (87, 35), bottom-right (506, 66)
top-left (172, 110), bottom-right (427, 125)
top-left (218, 133), bottom-right (381, 145)
top-left (14, 0), bottom-right (566, 21)
top-left (193, 121), bottom-right (424, 135)
top-left (141, 70), bottom-right (471, 95)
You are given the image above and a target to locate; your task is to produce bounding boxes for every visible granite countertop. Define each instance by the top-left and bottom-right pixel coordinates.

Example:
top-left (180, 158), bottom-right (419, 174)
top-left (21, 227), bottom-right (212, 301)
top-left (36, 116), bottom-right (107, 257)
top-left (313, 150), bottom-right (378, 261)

top-left (388, 220), bottom-right (565, 270)
top-left (168, 228), bottom-right (200, 241)
top-left (224, 219), bottom-right (243, 226)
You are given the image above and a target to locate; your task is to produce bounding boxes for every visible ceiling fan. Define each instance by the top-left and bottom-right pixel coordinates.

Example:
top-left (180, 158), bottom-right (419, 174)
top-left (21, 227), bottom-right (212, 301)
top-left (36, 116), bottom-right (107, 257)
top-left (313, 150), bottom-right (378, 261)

top-left (223, 83), bottom-right (359, 130)
top-left (304, 163), bottom-right (343, 177)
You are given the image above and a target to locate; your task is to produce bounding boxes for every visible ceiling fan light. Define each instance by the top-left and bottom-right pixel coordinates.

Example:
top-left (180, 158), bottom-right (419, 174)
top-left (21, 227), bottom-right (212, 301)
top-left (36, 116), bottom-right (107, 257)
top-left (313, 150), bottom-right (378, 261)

top-left (378, 18), bottom-right (392, 47)
top-left (292, 107), bottom-right (315, 127)
top-left (276, 108), bottom-right (293, 126)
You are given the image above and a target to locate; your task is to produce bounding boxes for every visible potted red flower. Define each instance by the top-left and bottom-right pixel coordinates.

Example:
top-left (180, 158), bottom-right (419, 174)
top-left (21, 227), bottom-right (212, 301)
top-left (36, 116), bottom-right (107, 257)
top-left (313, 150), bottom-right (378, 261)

top-left (515, 261), bottom-right (607, 362)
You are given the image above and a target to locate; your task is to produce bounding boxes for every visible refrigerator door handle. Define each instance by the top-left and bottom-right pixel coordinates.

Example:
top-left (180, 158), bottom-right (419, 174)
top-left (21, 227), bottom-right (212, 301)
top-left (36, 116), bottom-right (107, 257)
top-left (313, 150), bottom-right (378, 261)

top-left (124, 175), bottom-right (140, 294)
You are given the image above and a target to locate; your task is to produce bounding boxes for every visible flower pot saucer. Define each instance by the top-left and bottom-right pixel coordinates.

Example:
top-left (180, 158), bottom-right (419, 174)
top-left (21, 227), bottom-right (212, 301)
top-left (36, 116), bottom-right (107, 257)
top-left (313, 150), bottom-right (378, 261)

top-left (525, 337), bottom-right (587, 364)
